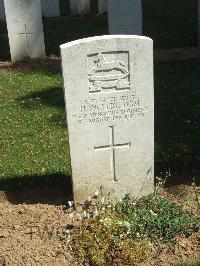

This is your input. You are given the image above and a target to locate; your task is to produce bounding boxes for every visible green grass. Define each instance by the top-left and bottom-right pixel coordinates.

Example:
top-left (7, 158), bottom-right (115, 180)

top-left (0, 63), bottom-right (70, 189)
top-left (0, 59), bottom-right (199, 189)
top-left (175, 261), bottom-right (200, 266)
top-left (0, 0), bottom-right (198, 60)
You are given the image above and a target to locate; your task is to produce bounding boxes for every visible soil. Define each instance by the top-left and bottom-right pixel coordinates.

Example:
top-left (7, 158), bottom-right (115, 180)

top-left (0, 187), bottom-right (77, 266)
top-left (0, 185), bottom-right (199, 265)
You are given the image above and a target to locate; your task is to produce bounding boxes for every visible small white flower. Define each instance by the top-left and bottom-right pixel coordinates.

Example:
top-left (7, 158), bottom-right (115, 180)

top-left (93, 209), bottom-right (99, 217)
top-left (101, 197), bottom-right (105, 204)
top-left (67, 234), bottom-right (71, 243)
top-left (87, 197), bottom-right (92, 202)
top-left (83, 210), bottom-right (87, 218)
top-left (150, 209), bottom-right (157, 216)
top-left (123, 221), bottom-right (131, 229)
top-left (68, 201), bottom-right (74, 207)
top-left (74, 213), bottom-right (82, 220)
top-left (94, 190), bottom-right (100, 197)
top-left (119, 234), bottom-right (124, 239)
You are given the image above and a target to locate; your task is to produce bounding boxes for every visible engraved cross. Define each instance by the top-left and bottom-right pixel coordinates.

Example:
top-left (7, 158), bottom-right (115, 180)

top-left (18, 24), bottom-right (33, 50)
top-left (94, 126), bottom-right (131, 182)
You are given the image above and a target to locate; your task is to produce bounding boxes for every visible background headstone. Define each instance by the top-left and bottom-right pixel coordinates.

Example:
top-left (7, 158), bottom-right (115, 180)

top-left (69, 0), bottom-right (90, 16)
top-left (107, 0), bottom-right (142, 35)
top-left (41, 0), bottom-right (60, 17)
top-left (0, 0), bottom-right (5, 20)
top-left (4, 0), bottom-right (46, 62)
top-left (61, 35), bottom-right (154, 203)
top-left (98, 0), bottom-right (107, 14)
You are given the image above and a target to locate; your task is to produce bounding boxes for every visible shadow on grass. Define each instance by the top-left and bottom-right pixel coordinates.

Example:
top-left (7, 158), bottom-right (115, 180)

top-left (0, 57), bottom-right (61, 75)
top-left (0, 173), bottom-right (73, 205)
top-left (18, 86), bottom-right (67, 128)
top-left (19, 87), bottom-right (65, 109)
top-left (16, 59), bottom-right (200, 188)
top-left (154, 59), bottom-right (200, 186)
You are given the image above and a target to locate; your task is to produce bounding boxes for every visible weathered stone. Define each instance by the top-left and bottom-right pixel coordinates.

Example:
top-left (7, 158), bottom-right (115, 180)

top-left (61, 35), bottom-right (154, 203)
top-left (41, 0), bottom-right (60, 17)
top-left (0, 0), bottom-right (5, 20)
top-left (69, 0), bottom-right (90, 16)
top-left (108, 0), bottom-right (142, 35)
top-left (98, 0), bottom-right (107, 14)
top-left (4, 0), bottom-right (46, 62)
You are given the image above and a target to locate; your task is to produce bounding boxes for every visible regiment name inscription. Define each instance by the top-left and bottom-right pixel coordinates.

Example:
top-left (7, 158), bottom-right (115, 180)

top-left (73, 94), bottom-right (147, 125)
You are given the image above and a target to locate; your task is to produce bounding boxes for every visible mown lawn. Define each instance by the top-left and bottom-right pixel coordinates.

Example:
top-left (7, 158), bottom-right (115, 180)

top-left (0, 58), bottom-right (199, 189)
top-left (0, 62), bottom-right (70, 189)
top-left (0, 0), bottom-right (198, 60)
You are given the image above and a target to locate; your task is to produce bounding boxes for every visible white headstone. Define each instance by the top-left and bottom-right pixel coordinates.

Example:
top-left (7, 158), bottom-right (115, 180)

top-left (61, 35), bottom-right (154, 203)
top-left (4, 0), bottom-right (46, 62)
top-left (41, 0), bottom-right (60, 17)
top-left (98, 0), bottom-right (107, 14)
top-left (69, 0), bottom-right (90, 16)
top-left (0, 0), bottom-right (5, 20)
top-left (108, 0), bottom-right (142, 35)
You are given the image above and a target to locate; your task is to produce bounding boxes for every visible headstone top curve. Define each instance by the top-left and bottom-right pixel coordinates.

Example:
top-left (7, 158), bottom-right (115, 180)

top-left (60, 35), bottom-right (153, 50)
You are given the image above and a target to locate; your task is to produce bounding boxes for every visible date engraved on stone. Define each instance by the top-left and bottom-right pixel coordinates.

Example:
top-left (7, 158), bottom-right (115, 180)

top-left (72, 94), bottom-right (147, 125)
top-left (88, 52), bottom-right (130, 94)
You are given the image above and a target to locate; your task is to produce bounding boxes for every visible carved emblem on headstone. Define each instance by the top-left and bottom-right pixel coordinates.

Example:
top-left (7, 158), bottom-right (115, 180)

top-left (88, 52), bottom-right (130, 93)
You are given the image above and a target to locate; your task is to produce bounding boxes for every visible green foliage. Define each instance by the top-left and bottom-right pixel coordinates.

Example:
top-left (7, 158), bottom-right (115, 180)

top-left (71, 191), bottom-right (199, 265)
top-left (115, 193), bottom-right (199, 243)
top-left (72, 212), bottom-right (149, 266)
top-left (175, 260), bottom-right (200, 266)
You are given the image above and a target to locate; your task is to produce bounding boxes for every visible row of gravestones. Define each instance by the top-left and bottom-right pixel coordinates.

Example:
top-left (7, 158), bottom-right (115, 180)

top-left (2, 0), bottom-right (142, 62)
top-left (0, 0), bottom-right (107, 19)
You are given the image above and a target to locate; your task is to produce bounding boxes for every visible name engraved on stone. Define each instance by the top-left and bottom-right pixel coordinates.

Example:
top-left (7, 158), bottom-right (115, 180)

top-left (94, 126), bottom-right (130, 181)
top-left (88, 52), bottom-right (130, 94)
top-left (72, 94), bottom-right (147, 125)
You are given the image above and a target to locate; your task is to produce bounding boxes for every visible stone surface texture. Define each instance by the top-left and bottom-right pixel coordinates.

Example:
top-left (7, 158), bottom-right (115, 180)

top-left (41, 0), bottom-right (60, 17)
top-left (108, 0), bottom-right (142, 35)
top-left (98, 0), bottom-right (107, 14)
top-left (61, 35), bottom-right (154, 203)
top-left (69, 0), bottom-right (90, 16)
top-left (0, 0), bottom-right (5, 20)
top-left (4, 0), bottom-right (46, 62)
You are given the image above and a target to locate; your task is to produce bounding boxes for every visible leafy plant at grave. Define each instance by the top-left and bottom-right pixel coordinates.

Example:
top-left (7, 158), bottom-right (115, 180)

top-left (70, 188), bottom-right (199, 265)
top-left (174, 260), bottom-right (200, 266)
top-left (115, 193), bottom-right (200, 244)
top-left (72, 212), bottom-right (149, 266)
